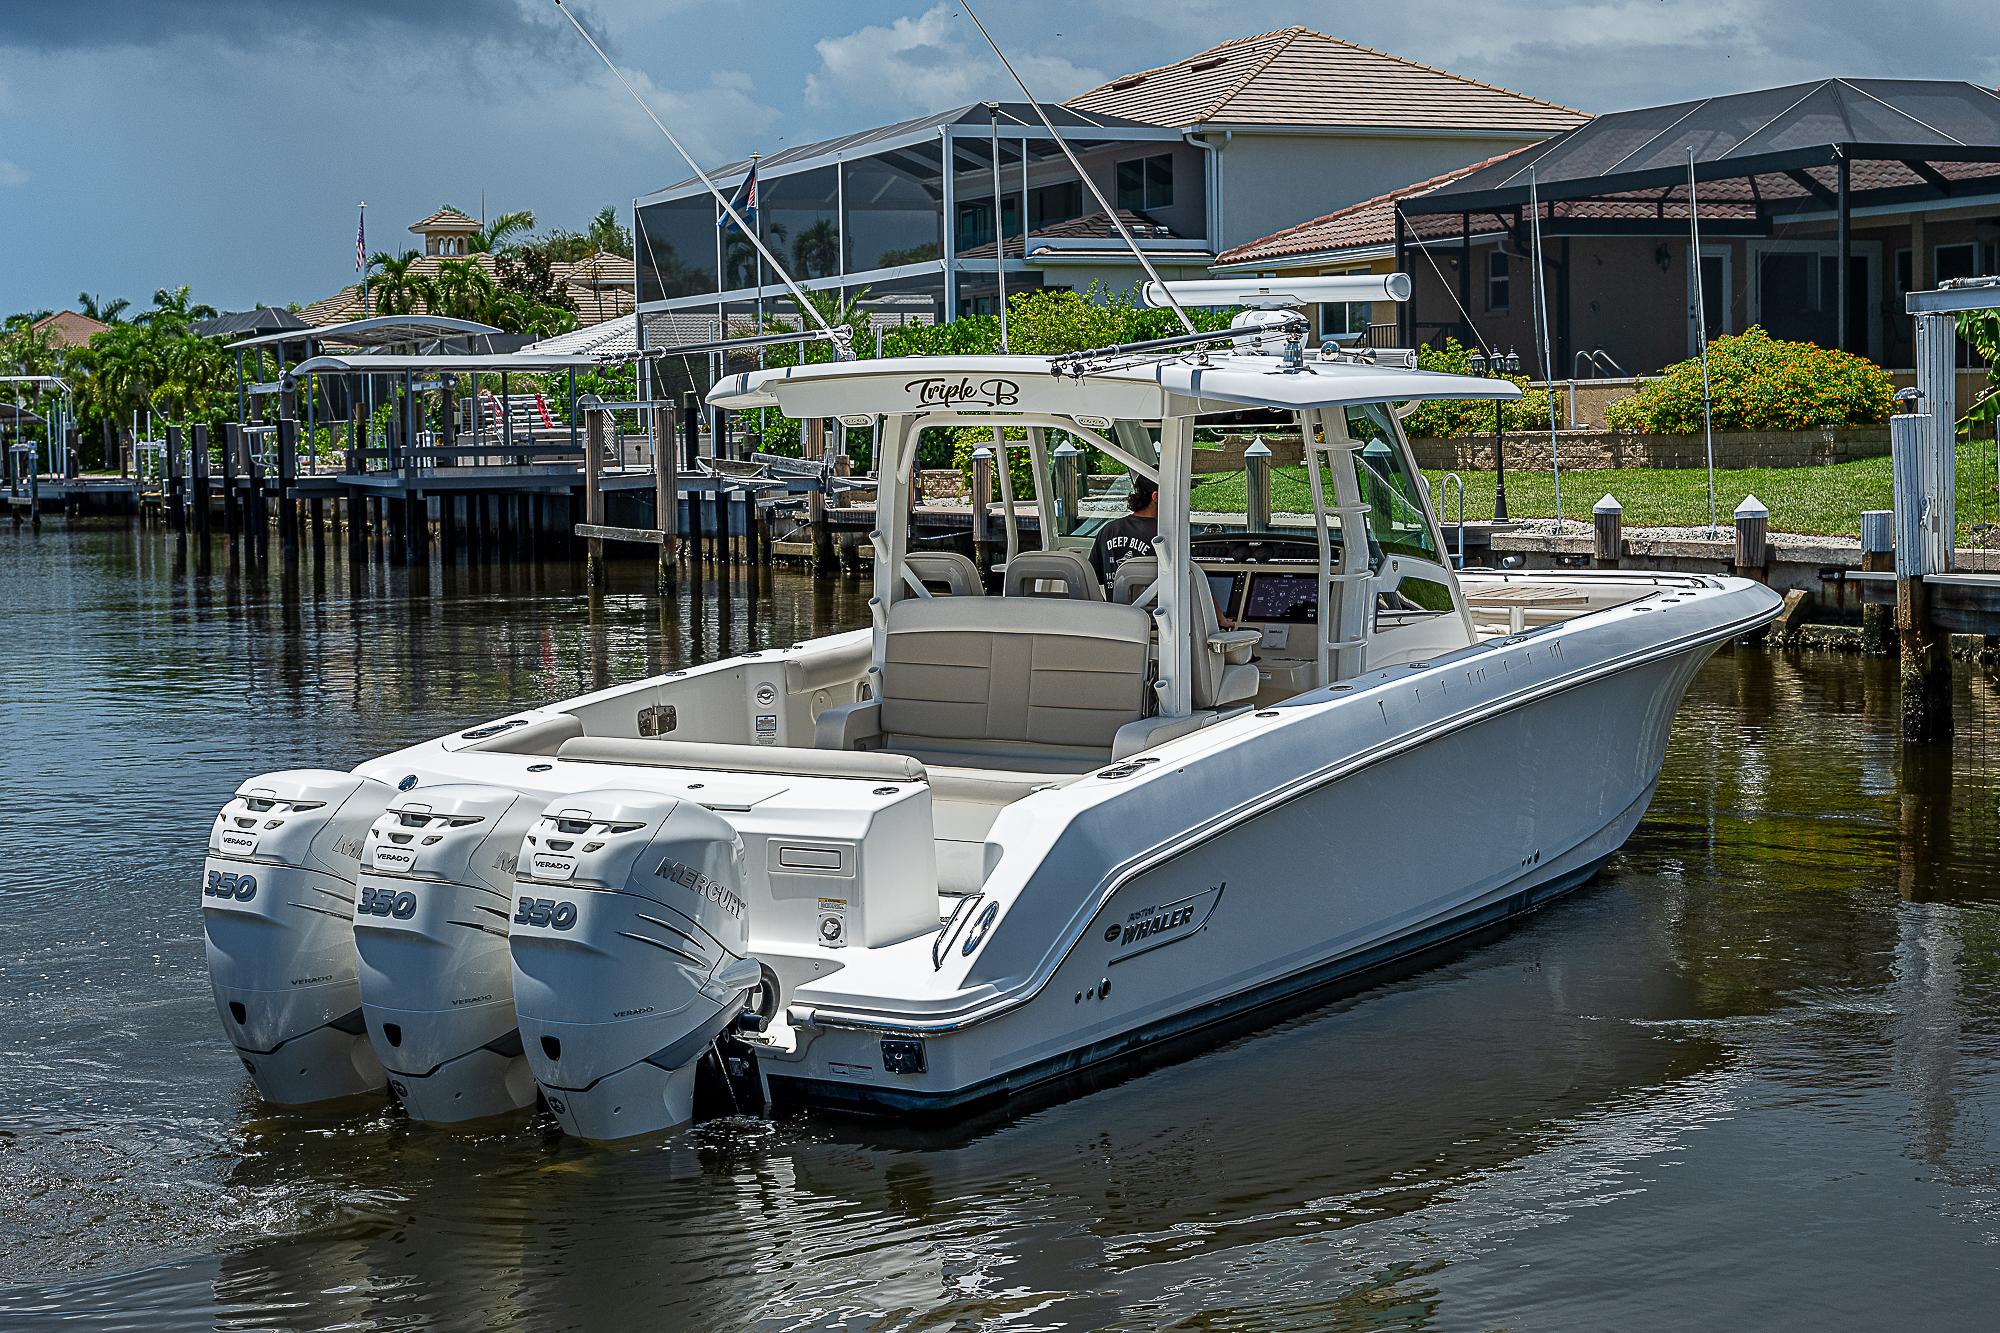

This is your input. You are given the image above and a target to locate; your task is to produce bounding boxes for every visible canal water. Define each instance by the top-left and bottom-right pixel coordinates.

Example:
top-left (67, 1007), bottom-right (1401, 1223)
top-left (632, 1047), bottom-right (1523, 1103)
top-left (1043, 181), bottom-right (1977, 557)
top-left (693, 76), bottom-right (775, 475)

top-left (3, 526), bottom-right (1998, 1331)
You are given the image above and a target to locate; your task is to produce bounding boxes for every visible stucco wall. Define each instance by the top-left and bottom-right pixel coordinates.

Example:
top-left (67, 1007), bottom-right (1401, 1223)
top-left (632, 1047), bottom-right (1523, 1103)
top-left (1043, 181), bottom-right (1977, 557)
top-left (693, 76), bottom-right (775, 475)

top-left (1216, 132), bottom-right (1544, 252)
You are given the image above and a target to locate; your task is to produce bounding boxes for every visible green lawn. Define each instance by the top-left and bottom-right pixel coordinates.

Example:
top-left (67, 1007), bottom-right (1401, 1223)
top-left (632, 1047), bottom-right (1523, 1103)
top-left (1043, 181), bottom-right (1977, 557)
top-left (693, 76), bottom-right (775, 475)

top-left (1188, 454), bottom-right (2000, 537)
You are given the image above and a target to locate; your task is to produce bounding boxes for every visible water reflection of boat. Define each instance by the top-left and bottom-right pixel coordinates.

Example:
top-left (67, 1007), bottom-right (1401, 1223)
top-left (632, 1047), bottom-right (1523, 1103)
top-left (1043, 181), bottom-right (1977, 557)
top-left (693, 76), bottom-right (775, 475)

top-left (196, 881), bottom-right (1721, 1329)
top-left (199, 282), bottom-right (1778, 1141)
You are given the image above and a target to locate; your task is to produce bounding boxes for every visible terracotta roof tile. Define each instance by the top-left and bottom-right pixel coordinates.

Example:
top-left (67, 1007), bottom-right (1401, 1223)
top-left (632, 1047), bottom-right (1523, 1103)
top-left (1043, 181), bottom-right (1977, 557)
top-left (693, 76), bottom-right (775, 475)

top-left (409, 206), bottom-right (480, 233)
top-left (30, 310), bottom-right (111, 347)
top-left (1067, 27), bottom-right (1588, 133)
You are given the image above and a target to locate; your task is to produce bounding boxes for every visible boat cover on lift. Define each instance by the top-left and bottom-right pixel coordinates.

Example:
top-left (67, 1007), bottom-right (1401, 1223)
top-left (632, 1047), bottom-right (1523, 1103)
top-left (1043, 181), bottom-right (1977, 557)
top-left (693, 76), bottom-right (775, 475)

top-left (706, 353), bottom-right (1520, 419)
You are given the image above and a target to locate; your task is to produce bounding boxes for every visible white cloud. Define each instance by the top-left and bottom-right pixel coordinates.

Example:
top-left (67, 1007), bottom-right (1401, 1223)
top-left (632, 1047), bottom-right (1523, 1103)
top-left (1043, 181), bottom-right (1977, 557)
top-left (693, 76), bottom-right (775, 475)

top-left (806, 4), bottom-right (1105, 117)
top-left (0, 160), bottom-right (28, 188)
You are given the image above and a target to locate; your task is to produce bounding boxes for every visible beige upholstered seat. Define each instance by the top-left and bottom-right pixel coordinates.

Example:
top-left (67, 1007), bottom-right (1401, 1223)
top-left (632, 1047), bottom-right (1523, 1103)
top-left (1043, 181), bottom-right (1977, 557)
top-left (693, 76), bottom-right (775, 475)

top-left (1113, 557), bottom-right (1260, 710)
top-left (816, 596), bottom-right (1151, 769)
top-left (1000, 548), bottom-right (1104, 600)
top-left (906, 551), bottom-right (985, 596)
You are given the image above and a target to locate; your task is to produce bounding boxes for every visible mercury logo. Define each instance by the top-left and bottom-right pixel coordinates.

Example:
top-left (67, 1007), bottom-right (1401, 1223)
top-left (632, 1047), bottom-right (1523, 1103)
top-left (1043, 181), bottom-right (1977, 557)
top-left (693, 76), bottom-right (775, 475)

top-left (656, 858), bottom-right (746, 919)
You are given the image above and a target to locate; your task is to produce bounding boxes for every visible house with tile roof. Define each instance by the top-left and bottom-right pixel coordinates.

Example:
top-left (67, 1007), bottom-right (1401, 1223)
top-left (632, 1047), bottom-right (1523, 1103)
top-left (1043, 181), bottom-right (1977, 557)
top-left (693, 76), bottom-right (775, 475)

top-left (30, 310), bottom-right (112, 348)
top-left (1215, 77), bottom-right (2000, 379)
top-left (296, 208), bottom-right (634, 330)
top-left (632, 28), bottom-right (1584, 330)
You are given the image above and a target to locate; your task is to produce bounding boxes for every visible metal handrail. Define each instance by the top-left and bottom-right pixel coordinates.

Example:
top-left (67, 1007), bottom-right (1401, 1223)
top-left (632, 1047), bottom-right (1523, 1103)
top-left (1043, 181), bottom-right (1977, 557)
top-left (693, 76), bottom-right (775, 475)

top-left (1567, 349), bottom-right (1628, 427)
top-left (1440, 472), bottom-right (1465, 568)
top-left (934, 892), bottom-right (984, 970)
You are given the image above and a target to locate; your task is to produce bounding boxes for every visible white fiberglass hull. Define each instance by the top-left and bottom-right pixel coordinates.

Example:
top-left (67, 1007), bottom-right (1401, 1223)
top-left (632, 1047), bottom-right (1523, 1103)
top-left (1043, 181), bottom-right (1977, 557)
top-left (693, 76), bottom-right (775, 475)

top-left (215, 572), bottom-right (1774, 1128)
top-left (755, 576), bottom-right (1772, 1113)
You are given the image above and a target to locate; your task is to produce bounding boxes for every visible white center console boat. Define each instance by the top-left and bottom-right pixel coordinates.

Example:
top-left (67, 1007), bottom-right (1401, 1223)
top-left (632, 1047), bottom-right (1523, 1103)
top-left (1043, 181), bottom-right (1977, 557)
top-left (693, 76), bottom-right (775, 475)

top-left (201, 283), bottom-right (1780, 1139)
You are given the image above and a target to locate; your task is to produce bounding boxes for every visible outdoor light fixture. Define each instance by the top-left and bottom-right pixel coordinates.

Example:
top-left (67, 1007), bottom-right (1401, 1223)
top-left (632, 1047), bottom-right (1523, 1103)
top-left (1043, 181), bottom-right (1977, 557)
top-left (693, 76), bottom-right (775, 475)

top-left (1655, 243), bottom-right (1673, 272)
top-left (1478, 345), bottom-right (1521, 521)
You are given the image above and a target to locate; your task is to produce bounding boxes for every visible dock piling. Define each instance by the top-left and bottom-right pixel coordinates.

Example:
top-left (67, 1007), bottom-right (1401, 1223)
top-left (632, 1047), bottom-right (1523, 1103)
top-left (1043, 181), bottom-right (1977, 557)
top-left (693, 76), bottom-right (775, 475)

top-left (1732, 495), bottom-right (1768, 579)
top-left (1592, 493), bottom-right (1623, 568)
top-left (1859, 510), bottom-right (1894, 654)
top-left (1891, 413), bottom-right (1952, 741)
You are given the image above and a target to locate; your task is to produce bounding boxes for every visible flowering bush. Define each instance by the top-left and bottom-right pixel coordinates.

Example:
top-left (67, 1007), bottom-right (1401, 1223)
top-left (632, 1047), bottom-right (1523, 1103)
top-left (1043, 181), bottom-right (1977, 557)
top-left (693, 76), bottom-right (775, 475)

top-left (1603, 327), bottom-right (1896, 434)
top-left (1401, 338), bottom-right (1557, 438)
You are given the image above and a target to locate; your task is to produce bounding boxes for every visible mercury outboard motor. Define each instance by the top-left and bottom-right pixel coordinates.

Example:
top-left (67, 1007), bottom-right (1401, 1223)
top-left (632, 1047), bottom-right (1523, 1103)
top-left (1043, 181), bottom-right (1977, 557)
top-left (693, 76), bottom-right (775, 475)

top-left (353, 785), bottom-right (542, 1124)
top-left (202, 770), bottom-right (395, 1104)
top-left (508, 790), bottom-right (761, 1141)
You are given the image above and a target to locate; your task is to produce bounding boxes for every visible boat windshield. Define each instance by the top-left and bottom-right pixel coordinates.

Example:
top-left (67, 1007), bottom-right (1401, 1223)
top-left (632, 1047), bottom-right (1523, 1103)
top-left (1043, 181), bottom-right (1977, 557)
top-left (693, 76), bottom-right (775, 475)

top-left (1345, 403), bottom-right (1440, 565)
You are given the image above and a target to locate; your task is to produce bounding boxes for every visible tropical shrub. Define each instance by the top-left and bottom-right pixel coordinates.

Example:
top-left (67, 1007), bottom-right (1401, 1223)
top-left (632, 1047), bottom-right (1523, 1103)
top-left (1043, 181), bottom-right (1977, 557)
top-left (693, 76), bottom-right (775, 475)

top-left (1400, 338), bottom-right (1556, 438)
top-left (1603, 326), bottom-right (1896, 434)
top-left (1956, 309), bottom-right (2000, 441)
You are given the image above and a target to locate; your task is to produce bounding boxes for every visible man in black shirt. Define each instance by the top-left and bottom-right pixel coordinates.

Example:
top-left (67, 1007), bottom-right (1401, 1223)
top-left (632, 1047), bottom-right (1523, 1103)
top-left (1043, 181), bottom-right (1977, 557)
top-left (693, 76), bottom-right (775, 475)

top-left (1089, 474), bottom-right (1158, 589)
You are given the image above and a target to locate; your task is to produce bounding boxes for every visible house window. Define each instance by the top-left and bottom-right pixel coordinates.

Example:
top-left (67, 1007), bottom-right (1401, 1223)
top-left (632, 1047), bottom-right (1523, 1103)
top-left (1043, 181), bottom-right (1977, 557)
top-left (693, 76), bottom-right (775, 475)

top-left (1487, 250), bottom-right (1510, 313)
top-left (1895, 248), bottom-right (1912, 296)
top-left (1318, 300), bottom-right (1373, 344)
top-left (1935, 242), bottom-right (1984, 284)
top-left (1116, 154), bottom-right (1173, 212)
top-left (1029, 180), bottom-right (1082, 230)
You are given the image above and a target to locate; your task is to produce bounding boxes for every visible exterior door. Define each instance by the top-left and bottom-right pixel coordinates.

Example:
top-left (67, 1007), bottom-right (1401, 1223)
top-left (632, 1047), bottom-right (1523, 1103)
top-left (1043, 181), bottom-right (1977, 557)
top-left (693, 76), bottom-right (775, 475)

top-left (1689, 245), bottom-right (1732, 354)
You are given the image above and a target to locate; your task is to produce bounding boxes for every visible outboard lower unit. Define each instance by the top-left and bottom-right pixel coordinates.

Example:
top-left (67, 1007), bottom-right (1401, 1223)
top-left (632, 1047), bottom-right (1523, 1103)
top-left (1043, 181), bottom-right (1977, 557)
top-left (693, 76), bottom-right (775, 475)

top-left (202, 770), bottom-right (395, 1104)
top-left (508, 790), bottom-right (762, 1140)
top-left (353, 785), bottom-right (543, 1123)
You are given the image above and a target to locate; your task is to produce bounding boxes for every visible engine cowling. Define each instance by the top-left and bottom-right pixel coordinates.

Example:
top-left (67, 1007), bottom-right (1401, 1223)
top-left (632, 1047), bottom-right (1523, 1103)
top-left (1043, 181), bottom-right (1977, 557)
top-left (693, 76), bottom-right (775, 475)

top-left (202, 770), bottom-right (394, 1104)
top-left (354, 785), bottom-right (542, 1124)
top-left (508, 790), bottom-right (760, 1141)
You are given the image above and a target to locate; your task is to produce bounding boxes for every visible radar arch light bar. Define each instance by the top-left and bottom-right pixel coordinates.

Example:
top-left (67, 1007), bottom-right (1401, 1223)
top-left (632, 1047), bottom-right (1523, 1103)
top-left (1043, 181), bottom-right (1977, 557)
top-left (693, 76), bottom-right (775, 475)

top-left (1143, 274), bottom-right (1412, 311)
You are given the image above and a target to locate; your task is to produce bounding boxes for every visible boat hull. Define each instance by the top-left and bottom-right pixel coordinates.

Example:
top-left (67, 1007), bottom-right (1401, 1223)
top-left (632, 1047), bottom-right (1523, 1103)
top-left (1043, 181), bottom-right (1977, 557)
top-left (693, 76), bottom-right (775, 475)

top-left (767, 629), bottom-right (1719, 1114)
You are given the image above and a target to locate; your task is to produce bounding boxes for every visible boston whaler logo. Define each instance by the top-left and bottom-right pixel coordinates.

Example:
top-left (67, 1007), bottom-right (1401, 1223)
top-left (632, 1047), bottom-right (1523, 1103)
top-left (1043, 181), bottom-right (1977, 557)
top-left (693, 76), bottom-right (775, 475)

top-left (903, 376), bottom-right (1020, 410)
top-left (1103, 883), bottom-right (1224, 963)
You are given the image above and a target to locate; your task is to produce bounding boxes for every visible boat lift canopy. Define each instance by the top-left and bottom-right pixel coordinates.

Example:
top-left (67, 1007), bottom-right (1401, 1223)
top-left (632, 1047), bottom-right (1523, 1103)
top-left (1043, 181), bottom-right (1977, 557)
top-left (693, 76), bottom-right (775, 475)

top-left (227, 314), bottom-right (503, 352)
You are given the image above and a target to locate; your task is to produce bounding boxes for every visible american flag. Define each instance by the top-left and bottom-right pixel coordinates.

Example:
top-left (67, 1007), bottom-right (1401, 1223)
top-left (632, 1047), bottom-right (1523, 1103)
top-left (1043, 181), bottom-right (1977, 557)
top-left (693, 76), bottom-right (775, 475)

top-left (719, 158), bottom-right (759, 234)
top-left (355, 205), bottom-right (366, 272)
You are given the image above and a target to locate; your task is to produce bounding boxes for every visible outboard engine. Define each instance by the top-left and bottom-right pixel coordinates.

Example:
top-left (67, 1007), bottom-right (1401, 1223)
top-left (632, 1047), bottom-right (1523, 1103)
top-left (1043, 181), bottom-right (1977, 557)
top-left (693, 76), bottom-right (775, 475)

top-left (353, 785), bottom-right (542, 1124)
top-left (508, 790), bottom-right (761, 1141)
top-left (202, 770), bottom-right (395, 1104)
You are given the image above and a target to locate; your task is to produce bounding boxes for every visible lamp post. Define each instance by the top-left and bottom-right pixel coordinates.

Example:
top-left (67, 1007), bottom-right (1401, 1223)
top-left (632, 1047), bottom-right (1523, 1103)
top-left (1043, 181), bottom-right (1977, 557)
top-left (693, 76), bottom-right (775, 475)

top-left (1468, 346), bottom-right (1521, 521)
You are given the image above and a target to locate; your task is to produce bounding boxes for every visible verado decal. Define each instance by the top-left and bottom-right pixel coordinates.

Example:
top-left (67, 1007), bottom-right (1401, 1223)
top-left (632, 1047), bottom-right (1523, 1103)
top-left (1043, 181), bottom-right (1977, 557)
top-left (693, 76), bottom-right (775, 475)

top-left (903, 376), bottom-right (1020, 409)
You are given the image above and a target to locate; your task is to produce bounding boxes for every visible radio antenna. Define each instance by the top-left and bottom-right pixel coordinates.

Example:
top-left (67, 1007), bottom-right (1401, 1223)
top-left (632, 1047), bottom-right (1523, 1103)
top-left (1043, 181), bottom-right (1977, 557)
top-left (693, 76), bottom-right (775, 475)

top-left (956, 0), bottom-right (1195, 334)
top-left (552, 0), bottom-right (841, 344)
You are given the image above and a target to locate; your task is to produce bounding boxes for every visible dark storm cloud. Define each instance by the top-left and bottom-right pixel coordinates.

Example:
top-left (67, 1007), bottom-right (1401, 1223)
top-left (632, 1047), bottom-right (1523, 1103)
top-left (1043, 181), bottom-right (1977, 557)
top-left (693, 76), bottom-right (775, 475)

top-left (0, 0), bottom-right (603, 60)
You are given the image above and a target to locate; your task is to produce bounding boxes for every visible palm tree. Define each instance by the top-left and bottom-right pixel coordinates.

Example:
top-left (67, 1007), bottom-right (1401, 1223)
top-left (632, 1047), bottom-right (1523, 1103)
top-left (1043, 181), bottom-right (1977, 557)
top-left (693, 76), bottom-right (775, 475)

top-left (469, 210), bottom-right (536, 254)
top-left (586, 206), bottom-right (632, 258)
top-left (140, 285), bottom-right (217, 334)
top-left (430, 259), bottom-right (498, 322)
top-left (365, 250), bottom-right (434, 316)
top-left (77, 293), bottom-right (130, 323)
top-left (792, 220), bottom-right (840, 280)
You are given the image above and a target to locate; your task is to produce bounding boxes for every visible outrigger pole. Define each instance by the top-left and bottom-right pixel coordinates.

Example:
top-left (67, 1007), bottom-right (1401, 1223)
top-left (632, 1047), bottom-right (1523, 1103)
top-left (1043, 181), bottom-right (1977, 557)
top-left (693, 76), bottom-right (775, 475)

top-left (956, 0), bottom-right (1196, 335)
top-left (1688, 146), bottom-right (1719, 536)
top-left (552, 0), bottom-right (845, 350)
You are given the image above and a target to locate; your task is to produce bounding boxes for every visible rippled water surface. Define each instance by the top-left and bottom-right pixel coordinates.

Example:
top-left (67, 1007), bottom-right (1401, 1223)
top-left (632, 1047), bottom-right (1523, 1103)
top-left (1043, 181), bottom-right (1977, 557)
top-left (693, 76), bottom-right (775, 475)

top-left (4, 525), bottom-right (1999, 1331)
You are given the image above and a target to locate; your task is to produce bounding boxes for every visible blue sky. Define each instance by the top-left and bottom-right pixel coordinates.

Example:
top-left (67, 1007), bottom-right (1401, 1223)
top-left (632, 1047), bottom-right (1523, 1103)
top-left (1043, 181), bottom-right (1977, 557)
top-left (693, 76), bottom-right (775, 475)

top-left (2, 0), bottom-right (1995, 317)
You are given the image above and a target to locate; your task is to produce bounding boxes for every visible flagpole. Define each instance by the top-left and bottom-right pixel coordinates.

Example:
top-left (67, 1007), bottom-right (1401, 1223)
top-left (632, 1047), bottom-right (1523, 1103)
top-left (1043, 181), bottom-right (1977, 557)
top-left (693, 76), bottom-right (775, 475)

top-left (358, 201), bottom-right (369, 318)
